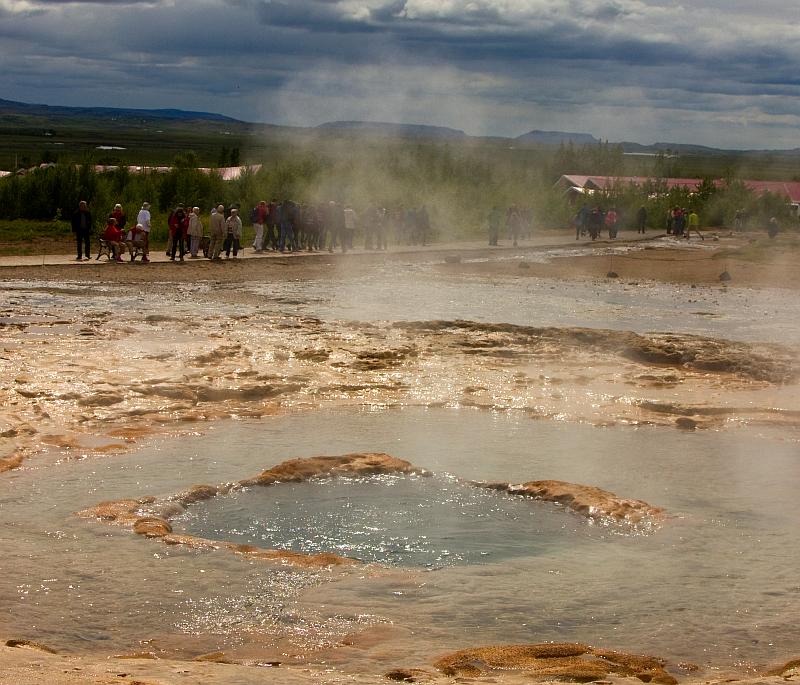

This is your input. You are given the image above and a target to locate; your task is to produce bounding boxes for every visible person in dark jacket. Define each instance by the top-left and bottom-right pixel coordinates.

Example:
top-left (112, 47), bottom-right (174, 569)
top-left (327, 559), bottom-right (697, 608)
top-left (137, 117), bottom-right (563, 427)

top-left (636, 205), bottom-right (647, 234)
top-left (169, 205), bottom-right (188, 261)
top-left (588, 207), bottom-right (603, 240)
top-left (71, 200), bottom-right (93, 260)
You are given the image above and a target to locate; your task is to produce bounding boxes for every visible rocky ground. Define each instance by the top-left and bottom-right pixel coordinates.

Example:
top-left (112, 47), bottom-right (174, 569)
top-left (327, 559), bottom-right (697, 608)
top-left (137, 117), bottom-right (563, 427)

top-left (1, 233), bottom-right (799, 684)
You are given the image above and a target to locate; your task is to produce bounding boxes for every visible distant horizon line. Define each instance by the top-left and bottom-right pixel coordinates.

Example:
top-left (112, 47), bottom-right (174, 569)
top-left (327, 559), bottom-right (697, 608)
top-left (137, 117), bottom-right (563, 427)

top-left (2, 95), bottom-right (798, 154)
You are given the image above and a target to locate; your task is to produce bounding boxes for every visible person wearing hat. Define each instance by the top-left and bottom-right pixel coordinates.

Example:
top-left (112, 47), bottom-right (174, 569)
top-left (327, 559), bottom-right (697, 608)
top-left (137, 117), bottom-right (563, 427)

top-left (136, 202), bottom-right (151, 262)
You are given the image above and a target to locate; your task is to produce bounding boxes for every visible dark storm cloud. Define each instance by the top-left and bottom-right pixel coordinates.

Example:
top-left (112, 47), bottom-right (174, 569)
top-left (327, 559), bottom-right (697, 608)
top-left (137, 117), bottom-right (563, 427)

top-left (1, 0), bottom-right (799, 147)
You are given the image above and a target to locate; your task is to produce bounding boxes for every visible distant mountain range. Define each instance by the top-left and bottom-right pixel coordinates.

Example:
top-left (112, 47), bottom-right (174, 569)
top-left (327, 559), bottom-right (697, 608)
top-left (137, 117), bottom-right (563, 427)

top-left (0, 98), bottom-right (237, 123)
top-left (515, 130), bottom-right (600, 145)
top-left (2, 97), bottom-right (799, 154)
top-left (316, 120), bottom-right (467, 139)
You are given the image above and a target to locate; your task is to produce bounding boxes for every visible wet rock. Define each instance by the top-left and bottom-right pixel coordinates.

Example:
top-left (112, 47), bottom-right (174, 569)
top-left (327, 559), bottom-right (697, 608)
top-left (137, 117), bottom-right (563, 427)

top-left (385, 667), bottom-right (437, 682)
top-left (765, 657), bottom-right (800, 677)
top-left (171, 484), bottom-right (219, 506)
top-left (675, 417), bottom-right (699, 430)
top-left (77, 392), bottom-right (125, 407)
top-left (144, 314), bottom-right (182, 324)
top-left (433, 643), bottom-right (677, 683)
top-left (242, 452), bottom-right (427, 487)
top-left (147, 501), bottom-right (186, 519)
top-left (395, 320), bottom-right (797, 383)
top-left (719, 271), bottom-right (732, 281)
top-left (676, 662), bottom-right (701, 673)
top-left (194, 651), bottom-right (235, 664)
top-left (295, 348), bottom-right (331, 361)
top-left (227, 543), bottom-right (360, 568)
top-left (479, 480), bottom-right (665, 525)
top-left (194, 382), bottom-right (302, 402)
top-left (75, 498), bottom-right (154, 525)
top-left (0, 453), bottom-right (23, 473)
top-left (351, 347), bottom-right (419, 370)
top-left (161, 534), bottom-right (221, 550)
top-left (133, 517), bottom-right (173, 538)
top-left (5, 639), bottom-right (58, 654)
top-left (607, 271), bottom-right (619, 278)
top-left (638, 401), bottom-right (729, 417)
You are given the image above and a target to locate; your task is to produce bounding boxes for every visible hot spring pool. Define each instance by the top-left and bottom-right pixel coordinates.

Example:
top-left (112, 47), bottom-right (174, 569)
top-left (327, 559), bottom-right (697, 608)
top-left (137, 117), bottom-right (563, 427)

top-left (0, 407), bottom-right (797, 671)
top-left (174, 473), bottom-right (583, 568)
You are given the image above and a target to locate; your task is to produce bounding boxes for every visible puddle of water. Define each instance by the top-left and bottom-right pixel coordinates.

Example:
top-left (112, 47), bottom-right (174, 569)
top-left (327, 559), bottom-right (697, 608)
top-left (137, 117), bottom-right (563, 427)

top-left (176, 474), bottom-right (579, 568)
top-left (0, 407), bottom-right (798, 668)
top-left (242, 264), bottom-right (800, 344)
top-left (5, 254), bottom-right (800, 345)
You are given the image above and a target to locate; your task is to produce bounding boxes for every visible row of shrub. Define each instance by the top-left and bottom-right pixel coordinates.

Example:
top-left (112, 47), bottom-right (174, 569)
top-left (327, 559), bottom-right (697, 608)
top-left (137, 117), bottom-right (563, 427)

top-left (0, 144), bottom-right (795, 242)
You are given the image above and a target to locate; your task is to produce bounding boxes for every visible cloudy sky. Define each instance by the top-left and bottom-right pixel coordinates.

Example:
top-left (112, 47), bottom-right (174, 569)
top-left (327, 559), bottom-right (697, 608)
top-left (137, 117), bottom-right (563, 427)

top-left (1, 0), bottom-right (799, 148)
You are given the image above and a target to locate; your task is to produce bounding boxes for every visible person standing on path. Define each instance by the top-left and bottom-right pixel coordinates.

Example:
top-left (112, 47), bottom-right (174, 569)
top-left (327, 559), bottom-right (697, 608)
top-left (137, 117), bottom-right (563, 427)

top-left (208, 205), bottom-right (225, 260)
top-left (605, 207), bottom-right (618, 239)
top-left (71, 200), bottom-right (93, 260)
top-left (252, 200), bottom-right (268, 252)
top-left (636, 205), bottom-right (647, 234)
top-left (686, 210), bottom-right (703, 241)
top-left (574, 203), bottom-right (588, 240)
top-left (136, 202), bottom-right (151, 262)
top-left (488, 206), bottom-right (502, 245)
top-left (187, 207), bottom-right (204, 258)
top-left (225, 208), bottom-right (242, 257)
top-left (168, 205), bottom-right (188, 261)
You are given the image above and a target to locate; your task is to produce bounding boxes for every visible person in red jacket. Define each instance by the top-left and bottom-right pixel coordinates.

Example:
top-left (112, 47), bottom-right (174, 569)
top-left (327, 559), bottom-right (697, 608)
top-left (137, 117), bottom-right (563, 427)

top-left (169, 205), bottom-right (188, 261)
top-left (111, 203), bottom-right (126, 231)
top-left (101, 217), bottom-right (125, 262)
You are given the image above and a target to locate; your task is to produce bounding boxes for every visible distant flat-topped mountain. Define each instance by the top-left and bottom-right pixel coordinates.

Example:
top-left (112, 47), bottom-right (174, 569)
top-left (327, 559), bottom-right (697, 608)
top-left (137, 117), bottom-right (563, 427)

top-left (317, 120), bottom-right (467, 139)
top-left (0, 98), bottom-right (240, 123)
top-left (516, 130), bottom-right (600, 145)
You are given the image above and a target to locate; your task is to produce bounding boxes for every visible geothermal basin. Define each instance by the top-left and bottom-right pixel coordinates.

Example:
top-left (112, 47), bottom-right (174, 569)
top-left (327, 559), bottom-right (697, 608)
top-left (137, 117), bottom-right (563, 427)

top-left (2, 409), bottom-right (799, 673)
top-left (1, 239), bottom-right (799, 681)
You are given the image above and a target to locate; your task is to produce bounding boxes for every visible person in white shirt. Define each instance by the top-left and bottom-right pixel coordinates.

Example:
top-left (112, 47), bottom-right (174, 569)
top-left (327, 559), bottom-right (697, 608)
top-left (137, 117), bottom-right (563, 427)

top-left (224, 208), bottom-right (242, 258)
top-left (187, 207), bottom-right (204, 258)
top-left (136, 202), bottom-right (152, 262)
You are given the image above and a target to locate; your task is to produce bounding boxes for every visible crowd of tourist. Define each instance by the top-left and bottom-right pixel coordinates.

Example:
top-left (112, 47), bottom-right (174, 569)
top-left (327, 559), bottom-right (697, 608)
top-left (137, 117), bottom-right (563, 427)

top-left (70, 200), bottom-right (436, 262)
top-left (571, 204), bottom-right (626, 240)
top-left (487, 205), bottom-right (535, 246)
top-left (570, 204), bottom-right (705, 241)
